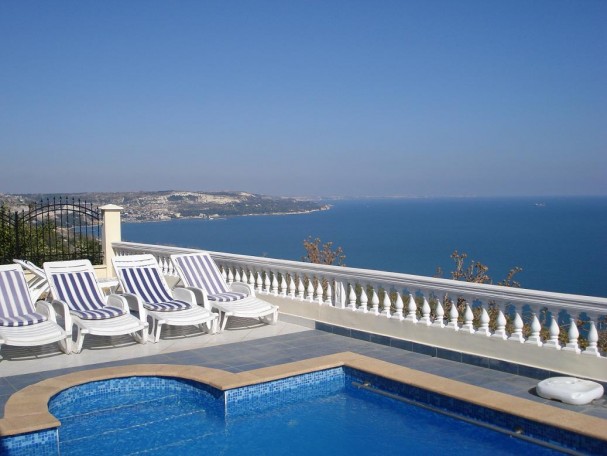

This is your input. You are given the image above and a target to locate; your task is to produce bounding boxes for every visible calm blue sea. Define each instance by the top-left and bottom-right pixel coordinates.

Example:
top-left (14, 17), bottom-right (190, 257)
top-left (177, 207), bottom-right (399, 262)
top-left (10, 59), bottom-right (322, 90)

top-left (122, 197), bottom-right (607, 298)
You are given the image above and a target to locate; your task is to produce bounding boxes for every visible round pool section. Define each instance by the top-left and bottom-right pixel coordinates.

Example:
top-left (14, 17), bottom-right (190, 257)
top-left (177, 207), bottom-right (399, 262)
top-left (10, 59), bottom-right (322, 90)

top-left (48, 373), bottom-right (572, 456)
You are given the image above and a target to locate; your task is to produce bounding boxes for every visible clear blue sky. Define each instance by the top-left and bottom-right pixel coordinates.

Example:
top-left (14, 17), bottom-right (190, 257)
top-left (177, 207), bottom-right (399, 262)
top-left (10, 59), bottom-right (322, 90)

top-left (1, 1), bottom-right (605, 197)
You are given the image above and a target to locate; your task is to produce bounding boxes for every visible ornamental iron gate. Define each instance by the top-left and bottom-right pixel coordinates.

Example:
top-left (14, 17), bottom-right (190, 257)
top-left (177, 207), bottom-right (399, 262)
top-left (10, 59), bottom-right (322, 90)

top-left (0, 197), bottom-right (103, 266)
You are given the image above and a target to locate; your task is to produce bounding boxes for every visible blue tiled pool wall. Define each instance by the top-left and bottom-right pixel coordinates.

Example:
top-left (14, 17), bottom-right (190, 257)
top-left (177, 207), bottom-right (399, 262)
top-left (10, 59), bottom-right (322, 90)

top-left (0, 429), bottom-right (58, 456)
top-left (225, 367), bottom-right (345, 416)
top-left (49, 376), bottom-right (224, 419)
top-left (2, 369), bottom-right (604, 455)
top-left (343, 367), bottom-right (605, 455)
top-left (315, 322), bottom-right (606, 385)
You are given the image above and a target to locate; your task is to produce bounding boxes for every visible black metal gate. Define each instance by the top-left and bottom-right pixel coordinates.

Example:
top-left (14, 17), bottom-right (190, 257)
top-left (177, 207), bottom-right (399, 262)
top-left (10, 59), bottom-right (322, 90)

top-left (0, 197), bottom-right (103, 265)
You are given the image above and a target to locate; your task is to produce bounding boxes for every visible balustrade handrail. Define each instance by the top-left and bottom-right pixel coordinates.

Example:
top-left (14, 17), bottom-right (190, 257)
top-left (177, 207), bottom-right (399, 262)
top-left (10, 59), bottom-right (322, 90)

top-left (113, 241), bottom-right (607, 316)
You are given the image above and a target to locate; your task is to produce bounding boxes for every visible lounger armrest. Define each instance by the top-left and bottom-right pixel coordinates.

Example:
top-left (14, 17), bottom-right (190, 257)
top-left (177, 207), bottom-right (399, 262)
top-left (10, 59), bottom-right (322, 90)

top-left (172, 287), bottom-right (196, 306)
top-left (182, 287), bottom-right (212, 311)
top-left (230, 282), bottom-right (255, 297)
top-left (107, 294), bottom-right (131, 313)
top-left (35, 300), bottom-right (58, 323)
top-left (115, 293), bottom-right (147, 320)
top-left (49, 299), bottom-right (73, 333)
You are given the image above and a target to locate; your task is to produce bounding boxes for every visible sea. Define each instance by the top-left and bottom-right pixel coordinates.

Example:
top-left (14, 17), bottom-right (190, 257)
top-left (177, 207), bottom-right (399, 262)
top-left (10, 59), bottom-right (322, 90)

top-left (122, 196), bottom-right (607, 298)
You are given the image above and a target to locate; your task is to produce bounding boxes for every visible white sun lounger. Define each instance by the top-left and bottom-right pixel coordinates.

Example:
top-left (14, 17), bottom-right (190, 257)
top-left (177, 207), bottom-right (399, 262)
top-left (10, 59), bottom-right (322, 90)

top-left (0, 264), bottom-right (70, 354)
top-left (112, 254), bottom-right (217, 343)
top-left (12, 259), bottom-right (51, 302)
top-left (170, 252), bottom-right (278, 331)
top-left (44, 260), bottom-right (148, 353)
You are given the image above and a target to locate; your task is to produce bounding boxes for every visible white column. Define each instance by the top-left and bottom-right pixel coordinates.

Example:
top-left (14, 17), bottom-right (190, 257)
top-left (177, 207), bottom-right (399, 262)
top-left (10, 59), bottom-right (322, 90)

top-left (100, 204), bottom-right (123, 277)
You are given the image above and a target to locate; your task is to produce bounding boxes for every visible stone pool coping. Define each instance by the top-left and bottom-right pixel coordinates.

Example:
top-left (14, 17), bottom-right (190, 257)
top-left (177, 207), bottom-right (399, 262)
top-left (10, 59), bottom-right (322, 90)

top-left (1, 351), bottom-right (605, 442)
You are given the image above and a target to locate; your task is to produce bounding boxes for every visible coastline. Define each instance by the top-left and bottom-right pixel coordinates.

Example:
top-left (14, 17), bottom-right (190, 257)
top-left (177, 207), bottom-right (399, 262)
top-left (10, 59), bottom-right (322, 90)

top-left (122, 205), bottom-right (332, 224)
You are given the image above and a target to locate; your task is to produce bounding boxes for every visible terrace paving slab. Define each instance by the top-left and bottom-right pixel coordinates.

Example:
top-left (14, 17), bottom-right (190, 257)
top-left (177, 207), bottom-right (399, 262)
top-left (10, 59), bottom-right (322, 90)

top-left (0, 316), bottom-right (605, 424)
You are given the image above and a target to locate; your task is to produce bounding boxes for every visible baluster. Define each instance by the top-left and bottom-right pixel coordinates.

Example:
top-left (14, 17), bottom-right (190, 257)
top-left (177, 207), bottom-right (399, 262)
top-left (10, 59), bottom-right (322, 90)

top-left (582, 321), bottom-right (601, 357)
top-left (227, 268), bottom-right (234, 284)
top-left (393, 292), bottom-right (404, 320)
top-left (460, 303), bottom-right (474, 333)
top-left (221, 266), bottom-right (228, 282)
top-left (288, 276), bottom-right (296, 299)
top-left (263, 272), bottom-right (271, 293)
top-left (306, 277), bottom-right (315, 302)
top-left (359, 286), bottom-right (368, 312)
top-left (446, 299), bottom-right (459, 330)
top-left (248, 271), bottom-right (255, 288)
top-left (334, 281), bottom-right (346, 308)
top-left (325, 280), bottom-right (333, 305)
top-left (381, 292), bottom-right (391, 318)
top-left (370, 289), bottom-right (379, 315)
top-left (315, 279), bottom-right (324, 305)
top-left (405, 294), bottom-right (417, 323)
top-left (256, 271), bottom-right (263, 293)
top-left (297, 278), bottom-right (305, 300)
top-left (280, 274), bottom-right (288, 297)
top-left (347, 284), bottom-right (357, 310)
top-left (234, 268), bottom-right (241, 283)
top-left (271, 272), bottom-right (279, 295)
top-left (419, 296), bottom-right (431, 326)
top-left (475, 307), bottom-right (491, 336)
top-left (508, 310), bottom-right (525, 343)
top-left (432, 299), bottom-right (445, 328)
top-left (562, 315), bottom-right (581, 354)
top-left (525, 313), bottom-right (543, 346)
top-left (543, 316), bottom-right (561, 349)
top-left (492, 309), bottom-right (507, 340)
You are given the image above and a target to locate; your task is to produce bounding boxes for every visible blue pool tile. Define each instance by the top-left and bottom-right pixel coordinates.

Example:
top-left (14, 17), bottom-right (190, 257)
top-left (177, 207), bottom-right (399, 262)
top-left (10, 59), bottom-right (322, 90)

top-left (436, 347), bottom-right (462, 362)
top-left (390, 338), bottom-right (412, 351)
top-left (411, 341), bottom-right (436, 357)
top-left (331, 325), bottom-right (352, 338)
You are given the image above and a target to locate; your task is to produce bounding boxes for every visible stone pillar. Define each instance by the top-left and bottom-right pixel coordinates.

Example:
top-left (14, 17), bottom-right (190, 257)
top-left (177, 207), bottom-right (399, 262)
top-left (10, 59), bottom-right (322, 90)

top-left (100, 204), bottom-right (123, 276)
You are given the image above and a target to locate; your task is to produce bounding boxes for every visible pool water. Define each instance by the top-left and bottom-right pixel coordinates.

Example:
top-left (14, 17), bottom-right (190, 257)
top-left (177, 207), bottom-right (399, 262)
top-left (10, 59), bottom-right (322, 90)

top-left (48, 371), bottom-right (573, 456)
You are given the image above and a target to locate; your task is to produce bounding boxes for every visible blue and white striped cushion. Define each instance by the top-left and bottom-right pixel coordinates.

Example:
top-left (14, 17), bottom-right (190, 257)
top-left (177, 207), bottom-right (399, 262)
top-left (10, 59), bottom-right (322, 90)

top-left (174, 254), bottom-right (231, 296)
top-left (143, 300), bottom-right (191, 312)
top-left (118, 266), bottom-right (191, 312)
top-left (0, 269), bottom-right (48, 327)
top-left (208, 292), bottom-right (248, 302)
top-left (50, 271), bottom-right (125, 320)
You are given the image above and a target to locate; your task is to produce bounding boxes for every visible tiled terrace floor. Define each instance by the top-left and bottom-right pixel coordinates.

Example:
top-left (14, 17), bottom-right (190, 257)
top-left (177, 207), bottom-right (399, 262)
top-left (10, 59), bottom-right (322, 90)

top-left (1, 315), bottom-right (606, 421)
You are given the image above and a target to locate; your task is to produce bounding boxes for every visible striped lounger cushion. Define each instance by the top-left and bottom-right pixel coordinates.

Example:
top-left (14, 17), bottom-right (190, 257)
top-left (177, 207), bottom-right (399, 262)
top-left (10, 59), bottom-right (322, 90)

top-left (117, 267), bottom-right (191, 312)
top-left (175, 254), bottom-right (247, 302)
top-left (50, 271), bottom-right (126, 320)
top-left (0, 269), bottom-right (48, 327)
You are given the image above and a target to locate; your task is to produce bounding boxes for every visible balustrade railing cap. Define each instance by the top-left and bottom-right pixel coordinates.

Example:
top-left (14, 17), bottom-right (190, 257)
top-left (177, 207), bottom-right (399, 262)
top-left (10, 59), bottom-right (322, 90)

top-left (99, 204), bottom-right (123, 211)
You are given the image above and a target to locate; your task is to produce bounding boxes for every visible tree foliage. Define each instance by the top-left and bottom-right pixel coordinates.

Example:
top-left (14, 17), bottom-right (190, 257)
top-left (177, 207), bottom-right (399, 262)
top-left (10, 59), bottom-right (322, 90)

top-left (302, 236), bottom-right (346, 266)
top-left (436, 250), bottom-right (522, 287)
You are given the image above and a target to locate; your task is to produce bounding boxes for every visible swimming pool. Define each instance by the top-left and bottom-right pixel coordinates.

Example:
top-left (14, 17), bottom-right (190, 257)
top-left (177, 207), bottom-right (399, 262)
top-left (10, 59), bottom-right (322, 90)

top-left (45, 368), bottom-right (595, 455)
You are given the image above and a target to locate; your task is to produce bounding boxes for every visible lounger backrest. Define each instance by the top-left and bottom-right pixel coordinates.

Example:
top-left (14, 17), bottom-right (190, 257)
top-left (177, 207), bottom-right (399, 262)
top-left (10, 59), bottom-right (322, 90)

top-left (116, 266), bottom-right (174, 304)
top-left (0, 265), bottom-right (37, 322)
top-left (172, 253), bottom-right (229, 295)
top-left (48, 271), bottom-right (107, 312)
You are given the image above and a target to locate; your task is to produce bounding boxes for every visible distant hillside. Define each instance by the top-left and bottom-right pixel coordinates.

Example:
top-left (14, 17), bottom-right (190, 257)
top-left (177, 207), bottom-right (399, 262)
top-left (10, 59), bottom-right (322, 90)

top-left (0, 191), bottom-right (330, 222)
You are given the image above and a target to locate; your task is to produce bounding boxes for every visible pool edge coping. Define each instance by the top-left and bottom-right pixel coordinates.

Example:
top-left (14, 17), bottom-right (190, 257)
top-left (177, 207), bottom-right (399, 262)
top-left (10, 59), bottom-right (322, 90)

top-left (0, 351), bottom-right (605, 442)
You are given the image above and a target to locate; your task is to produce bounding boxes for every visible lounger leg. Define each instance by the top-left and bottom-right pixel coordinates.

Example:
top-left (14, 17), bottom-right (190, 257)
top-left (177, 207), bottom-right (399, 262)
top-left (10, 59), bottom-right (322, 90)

top-left (153, 320), bottom-right (163, 343)
top-left (58, 335), bottom-right (72, 354)
top-left (72, 326), bottom-right (86, 354)
top-left (220, 312), bottom-right (229, 332)
top-left (131, 326), bottom-right (148, 344)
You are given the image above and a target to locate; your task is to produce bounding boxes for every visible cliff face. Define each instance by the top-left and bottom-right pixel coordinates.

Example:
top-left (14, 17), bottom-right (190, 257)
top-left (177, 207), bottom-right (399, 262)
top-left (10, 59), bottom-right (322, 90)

top-left (0, 191), bottom-right (328, 222)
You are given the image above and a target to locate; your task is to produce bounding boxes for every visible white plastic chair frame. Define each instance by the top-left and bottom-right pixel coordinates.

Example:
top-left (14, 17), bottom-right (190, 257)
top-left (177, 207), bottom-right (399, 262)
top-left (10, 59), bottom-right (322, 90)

top-left (112, 254), bottom-right (218, 343)
top-left (44, 260), bottom-right (148, 353)
top-left (0, 264), bottom-right (71, 354)
top-left (170, 252), bottom-right (278, 331)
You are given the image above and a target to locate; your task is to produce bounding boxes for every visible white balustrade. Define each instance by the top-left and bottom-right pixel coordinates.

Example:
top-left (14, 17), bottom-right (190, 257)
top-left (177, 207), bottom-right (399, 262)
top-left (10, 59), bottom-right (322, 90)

top-left (112, 242), bottom-right (607, 379)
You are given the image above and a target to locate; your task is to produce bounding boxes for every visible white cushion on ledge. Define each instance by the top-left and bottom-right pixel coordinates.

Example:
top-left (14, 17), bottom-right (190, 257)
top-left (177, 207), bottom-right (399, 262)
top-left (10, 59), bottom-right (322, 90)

top-left (536, 377), bottom-right (604, 405)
